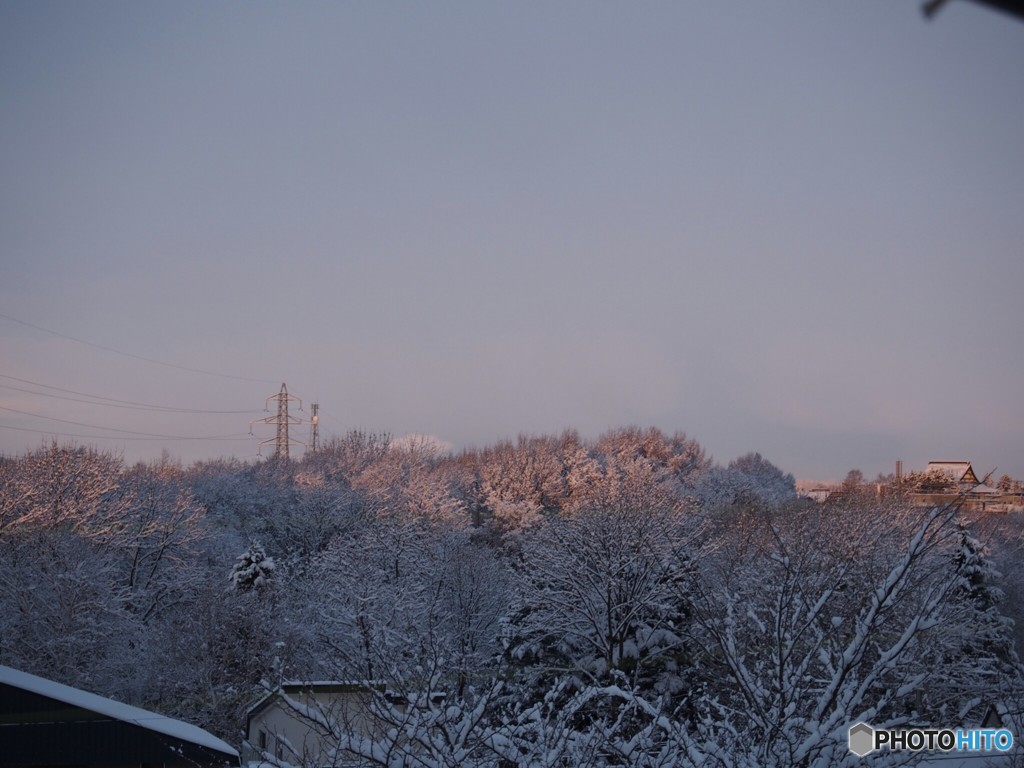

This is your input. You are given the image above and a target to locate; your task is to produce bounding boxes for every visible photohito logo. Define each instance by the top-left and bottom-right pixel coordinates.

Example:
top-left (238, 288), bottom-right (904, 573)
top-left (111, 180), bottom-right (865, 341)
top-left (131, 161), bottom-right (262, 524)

top-left (848, 721), bottom-right (1014, 757)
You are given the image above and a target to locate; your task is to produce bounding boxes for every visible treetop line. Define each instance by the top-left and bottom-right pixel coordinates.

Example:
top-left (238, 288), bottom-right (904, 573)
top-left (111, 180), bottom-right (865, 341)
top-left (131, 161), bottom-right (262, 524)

top-left (2, 433), bottom-right (1022, 767)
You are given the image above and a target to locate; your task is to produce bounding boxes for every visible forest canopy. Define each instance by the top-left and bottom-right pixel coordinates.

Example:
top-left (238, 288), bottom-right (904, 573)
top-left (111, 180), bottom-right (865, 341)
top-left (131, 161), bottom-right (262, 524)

top-left (1, 430), bottom-right (1021, 767)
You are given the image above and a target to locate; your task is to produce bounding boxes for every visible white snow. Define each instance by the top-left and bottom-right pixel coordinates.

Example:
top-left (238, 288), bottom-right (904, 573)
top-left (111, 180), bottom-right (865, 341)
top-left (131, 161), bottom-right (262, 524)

top-left (0, 664), bottom-right (238, 757)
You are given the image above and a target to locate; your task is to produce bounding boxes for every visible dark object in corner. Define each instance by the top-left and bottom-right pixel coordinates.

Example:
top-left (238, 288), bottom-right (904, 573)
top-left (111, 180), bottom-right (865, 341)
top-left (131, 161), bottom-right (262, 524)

top-left (923, 0), bottom-right (1024, 21)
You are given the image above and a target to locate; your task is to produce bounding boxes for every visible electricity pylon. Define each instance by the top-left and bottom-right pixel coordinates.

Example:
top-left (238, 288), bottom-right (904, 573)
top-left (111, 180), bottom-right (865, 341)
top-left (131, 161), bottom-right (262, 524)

top-left (251, 383), bottom-right (305, 459)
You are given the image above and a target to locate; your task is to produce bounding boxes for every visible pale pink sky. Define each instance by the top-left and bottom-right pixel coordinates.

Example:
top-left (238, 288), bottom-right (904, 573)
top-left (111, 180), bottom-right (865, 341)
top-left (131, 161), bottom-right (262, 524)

top-left (2, 2), bottom-right (1022, 481)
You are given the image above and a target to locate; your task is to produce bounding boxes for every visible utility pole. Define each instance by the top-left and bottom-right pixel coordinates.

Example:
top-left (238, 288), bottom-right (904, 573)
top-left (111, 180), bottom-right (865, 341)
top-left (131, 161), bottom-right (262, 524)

top-left (309, 402), bottom-right (320, 454)
top-left (251, 383), bottom-right (305, 459)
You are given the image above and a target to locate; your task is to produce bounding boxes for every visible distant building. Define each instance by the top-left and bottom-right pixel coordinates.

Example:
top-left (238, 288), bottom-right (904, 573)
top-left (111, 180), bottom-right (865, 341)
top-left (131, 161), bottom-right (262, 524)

top-left (802, 487), bottom-right (834, 504)
top-left (910, 461), bottom-right (1020, 514)
top-left (245, 682), bottom-right (390, 767)
top-left (0, 664), bottom-right (238, 768)
top-left (925, 461), bottom-right (982, 488)
top-left (243, 681), bottom-right (445, 767)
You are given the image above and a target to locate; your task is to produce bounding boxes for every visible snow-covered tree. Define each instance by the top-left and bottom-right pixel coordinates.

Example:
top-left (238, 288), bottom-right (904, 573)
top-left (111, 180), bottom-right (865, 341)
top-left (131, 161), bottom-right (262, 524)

top-left (0, 442), bottom-right (132, 541)
top-left (309, 517), bottom-right (509, 688)
top-left (509, 503), bottom-right (697, 700)
top-left (682, 502), bottom-right (1007, 767)
top-left (563, 429), bottom-right (683, 515)
top-left (6, 434), bottom-right (1023, 765)
top-left (114, 464), bottom-right (207, 623)
top-left (692, 453), bottom-right (796, 511)
top-left (265, 481), bottom-right (364, 560)
top-left (351, 441), bottom-right (467, 525)
top-left (927, 522), bottom-right (1021, 716)
top-left (728, 452), bottom-right (797, 506)
top-left (153, 575), bottom-right (301, 743)
top-left (953, 522), bottom-right (1004, 612)
top-left (692, 465), bottom-right (759, 510)
top-left (0, 527), bottom-right (141, 694)
top-left (229, 540), bottom-right (276, 592)
top-left (479, 434), bottom-right (568, 521)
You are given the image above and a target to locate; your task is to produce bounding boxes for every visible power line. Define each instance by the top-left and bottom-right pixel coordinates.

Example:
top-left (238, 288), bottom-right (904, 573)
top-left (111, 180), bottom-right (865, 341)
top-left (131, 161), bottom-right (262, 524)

top-left (0, 405), bottom-right (253, 441)
top-left (0, 423), bottom-right (252, 442)
top-left (0, 311), bottom-right (278, 385)
top-left (0, 375), bottom-right (261, 414)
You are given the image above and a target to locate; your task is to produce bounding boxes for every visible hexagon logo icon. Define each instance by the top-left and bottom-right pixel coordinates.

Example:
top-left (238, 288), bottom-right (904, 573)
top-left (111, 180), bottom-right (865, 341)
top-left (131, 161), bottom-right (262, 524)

top-left (848, 722), bottom-right (875, 757)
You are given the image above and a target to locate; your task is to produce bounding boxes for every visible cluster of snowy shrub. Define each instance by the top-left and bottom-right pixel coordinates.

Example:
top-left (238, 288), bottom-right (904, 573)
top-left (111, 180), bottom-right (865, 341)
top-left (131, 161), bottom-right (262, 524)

top-left (1, 431), bottom-right (1022, 767)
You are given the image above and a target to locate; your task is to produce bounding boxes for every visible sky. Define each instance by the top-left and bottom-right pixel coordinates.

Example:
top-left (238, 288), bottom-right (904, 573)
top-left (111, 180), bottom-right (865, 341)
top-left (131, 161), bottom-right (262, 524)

top-left (1, 1), bottom-right (1022, 482)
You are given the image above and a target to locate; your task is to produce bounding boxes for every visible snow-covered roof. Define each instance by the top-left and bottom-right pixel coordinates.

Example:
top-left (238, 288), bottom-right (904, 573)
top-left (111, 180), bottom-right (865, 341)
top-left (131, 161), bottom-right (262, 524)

top-left (246, 680), bottom-right (384, 720)
top-left (972, 484), bottom-right (1000, 495)
top-left (0, 664), bottom-right (238, 758)
top-left (927, 462), bottom-right (978, 484)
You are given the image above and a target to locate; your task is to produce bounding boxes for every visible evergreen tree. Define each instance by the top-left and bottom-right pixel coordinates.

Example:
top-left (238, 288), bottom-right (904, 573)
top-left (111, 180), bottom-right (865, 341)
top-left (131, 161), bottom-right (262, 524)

top-left (229, 540), bottom-right (276, 591)
top-left (950, 522), bottom-right (1015, 662)
top-left (922, 520), bottom-right (1023, 722)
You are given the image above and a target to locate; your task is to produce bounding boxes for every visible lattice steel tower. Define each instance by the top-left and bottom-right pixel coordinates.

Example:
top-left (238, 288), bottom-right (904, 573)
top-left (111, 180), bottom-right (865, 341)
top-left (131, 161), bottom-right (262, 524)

top-left (251, 383), bottom-right (305, 459)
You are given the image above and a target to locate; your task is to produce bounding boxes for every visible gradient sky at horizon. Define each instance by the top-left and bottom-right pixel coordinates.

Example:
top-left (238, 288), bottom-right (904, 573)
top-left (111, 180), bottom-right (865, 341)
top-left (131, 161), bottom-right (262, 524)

top-left (2, 1), bottom-right (1022, 482)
